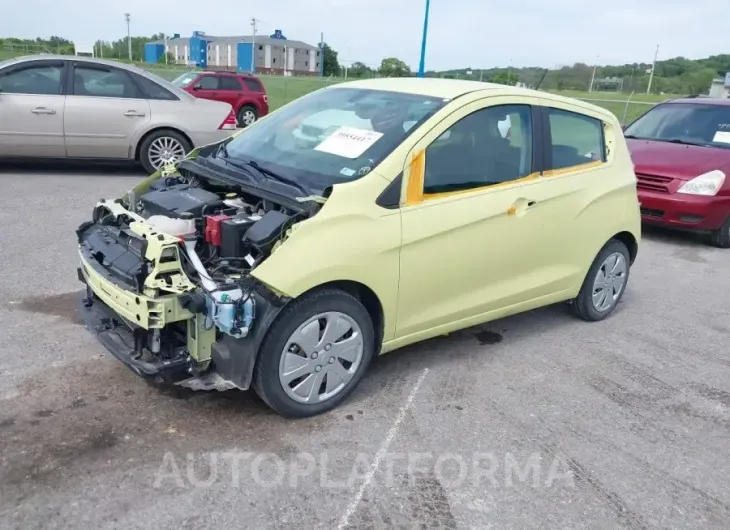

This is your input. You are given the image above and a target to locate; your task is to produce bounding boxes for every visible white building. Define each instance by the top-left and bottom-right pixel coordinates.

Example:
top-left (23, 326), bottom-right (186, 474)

top-left (709, 74), bottom-right (730, 98)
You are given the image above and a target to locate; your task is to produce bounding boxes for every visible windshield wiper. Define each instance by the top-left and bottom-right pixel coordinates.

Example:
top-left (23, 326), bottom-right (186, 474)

top-left (242, 159), bottom-right (309, 197)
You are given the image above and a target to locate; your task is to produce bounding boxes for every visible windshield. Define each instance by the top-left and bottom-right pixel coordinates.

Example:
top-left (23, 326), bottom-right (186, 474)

top-left (223, 87), bottom-right (447, 193)
top-left (171, 72), bottom-right (199, 88)
top-left (624, 103), bottom-right (730, 149)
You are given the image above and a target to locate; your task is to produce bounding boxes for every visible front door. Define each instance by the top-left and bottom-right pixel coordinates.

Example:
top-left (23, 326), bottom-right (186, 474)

top-left (64, 62), bottom-right (150, 159)
top-left (192, 74), bottom-right (222, 103)
top-left (0, 60), bottom-right (66, 157)
top-left (396, 97), bottom-right (563, 340)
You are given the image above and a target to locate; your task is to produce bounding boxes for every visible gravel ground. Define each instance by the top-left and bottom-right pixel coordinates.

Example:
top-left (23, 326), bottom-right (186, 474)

top-left (0, 164), bottom-right (728, 529)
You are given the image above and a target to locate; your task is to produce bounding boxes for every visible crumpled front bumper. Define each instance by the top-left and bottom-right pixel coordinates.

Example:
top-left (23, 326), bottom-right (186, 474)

top-left (77, 273), bottom-right (192, 381)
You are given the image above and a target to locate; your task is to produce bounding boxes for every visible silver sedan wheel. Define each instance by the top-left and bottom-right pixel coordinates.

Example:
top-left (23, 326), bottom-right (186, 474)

top-left (592, 252), bottom-right (627, 311)
top-left (278, 312), bottom-right (364, 404)
top-left (147, 136), bottom-right (186, 169)
top-left (240, 109), bottom-right (256, 127)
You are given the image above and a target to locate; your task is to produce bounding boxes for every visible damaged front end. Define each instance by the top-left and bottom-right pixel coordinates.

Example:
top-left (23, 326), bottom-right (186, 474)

top-left (77, 152), bottom-right (321, 391)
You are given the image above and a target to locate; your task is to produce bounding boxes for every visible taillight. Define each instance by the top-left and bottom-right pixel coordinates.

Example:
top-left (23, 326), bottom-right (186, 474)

top-left (218, 110), bottom-right (237, 130)
top-left (263, 94), bottom-right (268, 103)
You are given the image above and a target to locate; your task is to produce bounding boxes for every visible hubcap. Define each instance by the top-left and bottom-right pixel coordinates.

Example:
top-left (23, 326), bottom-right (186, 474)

top-left (241, 110), bottom-right (256, 126)
top-left (148, 137), bottom-right (186, 169)
top-left (278, 312), bottom-right (364, 404)
top-left (592, 252), bottom-right (627, 312)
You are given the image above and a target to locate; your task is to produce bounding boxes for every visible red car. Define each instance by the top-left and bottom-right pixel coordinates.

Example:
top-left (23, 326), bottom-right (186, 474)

top-left (624, 97), bottom-right (730, 248)
top-left (171, 71), bottom-right (269, 128)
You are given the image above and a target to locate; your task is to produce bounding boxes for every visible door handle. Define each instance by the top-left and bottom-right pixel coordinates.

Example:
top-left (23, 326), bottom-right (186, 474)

top-left (123, 110), bottom-right (146, 117)
top-left (31, 107), bottom-right (56, 115)
top-left (508, 198), bottom-right (537, 216)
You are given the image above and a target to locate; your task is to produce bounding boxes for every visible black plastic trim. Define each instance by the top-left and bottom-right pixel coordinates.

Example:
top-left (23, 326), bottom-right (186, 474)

top-left (376, 173), bottom-right (402, 209)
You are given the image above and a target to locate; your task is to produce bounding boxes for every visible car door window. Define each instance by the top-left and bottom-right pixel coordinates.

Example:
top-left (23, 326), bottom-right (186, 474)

top-left (197, 76), bottom-right (219, 90)
top-left (0, 65), bottom-right (63, 95)
top-left (424, 104), bottom-right (533, 195)
top-left (131, 73), bottom-right (179, 101)
top-left (243, 78), bottom-right (263, 92)
top-left (547, 108), bottom-right (605, 170)
top-left (218, 76), bottom-right (241, 90)
top-left (73, 66), bottom-right (140, 98)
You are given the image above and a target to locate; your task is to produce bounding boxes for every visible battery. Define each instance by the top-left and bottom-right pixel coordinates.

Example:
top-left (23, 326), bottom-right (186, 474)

top-left (219, 214), bottom-right (261, 257)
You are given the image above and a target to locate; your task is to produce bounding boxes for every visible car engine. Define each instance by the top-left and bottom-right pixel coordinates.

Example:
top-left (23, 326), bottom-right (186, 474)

top-left (79, 169), bottom-right (311, 344)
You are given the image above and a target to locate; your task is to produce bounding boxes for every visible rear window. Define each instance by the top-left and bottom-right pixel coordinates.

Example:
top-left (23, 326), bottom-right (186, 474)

top-left (242, 78), bottom-right (264, 92)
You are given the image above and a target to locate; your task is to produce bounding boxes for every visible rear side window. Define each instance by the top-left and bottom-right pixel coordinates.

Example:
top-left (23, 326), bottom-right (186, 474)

top-left (131, 73), bottom-right (178, 100)
top-left (73, 66), bottom-right (141, 98)
top-left (218, 76), bottom-right (242, 90)
top-left (546, 108), bottom-right (605, 171)
top-left (242, 78), bottom-right (263, 92)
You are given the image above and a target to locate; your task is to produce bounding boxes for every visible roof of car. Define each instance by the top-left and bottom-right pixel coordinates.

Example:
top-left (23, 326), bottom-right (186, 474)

top-left (330, 77), bottom-right (614, 117)
top-left (1, 54), bottom-right (152, 74)
top-left (665, 96), bottom-right (730, 106)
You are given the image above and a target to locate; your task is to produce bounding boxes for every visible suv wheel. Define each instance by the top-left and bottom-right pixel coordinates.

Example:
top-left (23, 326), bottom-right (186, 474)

top-left (709, 216), bottom-right (730, 248)
top-left (139, 130), bottom-right (191, 174)
top-left (252, 289), bottom-right (375, 417)
top-left (237, 106), bottom-right (258, 128)
top-left (572, 239), bottom-right (631, 321)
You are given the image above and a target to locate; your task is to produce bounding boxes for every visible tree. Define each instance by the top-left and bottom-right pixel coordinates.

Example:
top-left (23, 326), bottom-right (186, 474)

top-left (349, 61), bottom-right (373, 78)
top-left (490, 71), bottom-right (518, 86)
top-left (379, 57), bottom-right (410, 77)
top-left (322, 43), bottom-right (339, 77)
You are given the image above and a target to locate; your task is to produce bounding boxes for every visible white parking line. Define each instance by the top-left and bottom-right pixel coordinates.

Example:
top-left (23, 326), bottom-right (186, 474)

top-left (337, 367), bottom-right (429, 530)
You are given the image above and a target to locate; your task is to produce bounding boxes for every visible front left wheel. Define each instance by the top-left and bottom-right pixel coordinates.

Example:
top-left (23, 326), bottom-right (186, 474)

top-left (252, 289), bottom-right (376, 418)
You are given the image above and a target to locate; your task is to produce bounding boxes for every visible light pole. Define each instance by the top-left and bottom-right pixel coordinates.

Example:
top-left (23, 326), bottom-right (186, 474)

top-left (417, 0), bottom-right (431, 78)
top-left (124, 13), bottom-right (131, 61)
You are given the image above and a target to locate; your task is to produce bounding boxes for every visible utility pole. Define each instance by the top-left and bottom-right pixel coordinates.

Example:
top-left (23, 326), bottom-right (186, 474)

top-left (589, 64), bottom-right (597, 92)
top-left (320, 32), bottom-right (324, 76)
top-left (417, 0), bottom-right (431, 78)
top-left (250, 18), bottom-right (258, 74)
top-left (647, 44), bottom-right (659, 94)
top-left (124, 13), bottom-right (131, 61)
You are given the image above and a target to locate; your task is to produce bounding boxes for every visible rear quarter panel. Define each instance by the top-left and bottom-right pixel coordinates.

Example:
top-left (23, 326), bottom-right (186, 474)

top-left (131, 98), bottom-right (233, 155)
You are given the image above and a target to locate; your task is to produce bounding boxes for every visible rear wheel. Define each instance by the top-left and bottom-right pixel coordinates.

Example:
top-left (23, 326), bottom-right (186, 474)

top-left (139, 130), bottom-right (191, 174)
top-left (237, 105), bottom-right (257, 128)
top-left (709, 216), bottom-right (730, 248)
top-left (252, 289), bottom-right (375, 418)
top-left (572, 240), bottom-right (631, 322)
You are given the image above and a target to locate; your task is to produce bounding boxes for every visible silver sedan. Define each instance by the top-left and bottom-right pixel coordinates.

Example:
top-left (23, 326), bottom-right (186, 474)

top-left (0, 55), bottom-right (236, 173)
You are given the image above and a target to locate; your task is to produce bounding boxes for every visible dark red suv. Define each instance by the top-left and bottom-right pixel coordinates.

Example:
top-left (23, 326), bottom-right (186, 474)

top-left (171, 71), bottom-right (269, 128)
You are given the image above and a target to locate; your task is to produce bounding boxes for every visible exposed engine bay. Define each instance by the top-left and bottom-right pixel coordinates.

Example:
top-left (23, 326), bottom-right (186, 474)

top-left (76, 159), bottom-right (323, 382)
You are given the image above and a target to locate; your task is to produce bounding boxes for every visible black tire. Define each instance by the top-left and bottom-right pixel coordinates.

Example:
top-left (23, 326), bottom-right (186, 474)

top-left (138, 129), bottom-right (192, 174)
top-left (237, 105), bottom-right (258, 128)
top-left (709, 216), bottom-right (730, 248)
top-left (252, 288), bottom-right (376, 418)
top-left (572, 239), bottom-right (631, 322)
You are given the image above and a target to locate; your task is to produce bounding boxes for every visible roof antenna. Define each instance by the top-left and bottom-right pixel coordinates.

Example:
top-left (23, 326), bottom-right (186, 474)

top-left (534, 68), bottom-right (549, 90)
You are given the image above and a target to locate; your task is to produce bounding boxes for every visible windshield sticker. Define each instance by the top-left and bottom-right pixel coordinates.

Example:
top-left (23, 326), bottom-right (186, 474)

top-left (314, 126), bottom-right (384, 158)
top-left (713, 131), bottom-right (730, 144)
top-left (339, 167), bottom-right (356, 177)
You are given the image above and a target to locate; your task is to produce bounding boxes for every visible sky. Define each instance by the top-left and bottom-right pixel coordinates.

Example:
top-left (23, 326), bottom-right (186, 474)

top-left (3, 0), bottom-right (727, 71)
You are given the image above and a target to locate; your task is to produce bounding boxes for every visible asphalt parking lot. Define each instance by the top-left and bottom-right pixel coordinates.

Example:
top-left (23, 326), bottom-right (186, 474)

top-left (0, 165), bottom-right (728, 530)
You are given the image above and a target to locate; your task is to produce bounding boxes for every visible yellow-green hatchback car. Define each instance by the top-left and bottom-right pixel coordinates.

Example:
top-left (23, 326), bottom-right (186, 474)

top-left (77, 78), bottom-right (641, 417)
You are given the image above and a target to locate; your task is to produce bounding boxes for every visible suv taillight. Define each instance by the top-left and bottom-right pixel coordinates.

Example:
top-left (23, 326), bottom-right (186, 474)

top-left (218, 110), bottom-right (237, 130)
top-left (263, 94), bottom-right (268, 103)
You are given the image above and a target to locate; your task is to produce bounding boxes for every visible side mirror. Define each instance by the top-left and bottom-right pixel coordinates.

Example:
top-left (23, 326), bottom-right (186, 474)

top-left (192, 84), bottom-right (201, 90)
